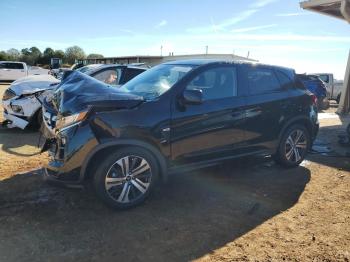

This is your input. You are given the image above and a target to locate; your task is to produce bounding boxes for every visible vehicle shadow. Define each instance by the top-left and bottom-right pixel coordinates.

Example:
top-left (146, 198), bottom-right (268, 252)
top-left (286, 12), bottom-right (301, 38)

top-left (0, 125), bottom-right (41, 157)
top-left (0, 156), bottom-right (310, 262)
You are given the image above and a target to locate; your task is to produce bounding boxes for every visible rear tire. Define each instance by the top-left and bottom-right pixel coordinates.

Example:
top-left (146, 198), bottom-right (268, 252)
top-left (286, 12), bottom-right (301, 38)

top-left (274, 125), bottom-right (310, 168)
top-left (92, 146), bottom-right (159, 210)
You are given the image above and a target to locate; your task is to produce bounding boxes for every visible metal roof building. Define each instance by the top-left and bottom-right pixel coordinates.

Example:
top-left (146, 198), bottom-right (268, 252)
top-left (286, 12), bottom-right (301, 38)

top-left (301, 0), bottom-right (350, 113)
top-left (84, 53), bottom-right (257, 67)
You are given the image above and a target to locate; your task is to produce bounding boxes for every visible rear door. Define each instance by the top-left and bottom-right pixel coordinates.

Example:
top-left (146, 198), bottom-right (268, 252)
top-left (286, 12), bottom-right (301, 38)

top-left (242, 65), bottom-right (292, 152)
top-left (6, 63), bottom-right (26, 80)
top-left (170, 64), bottom-right (247, 164)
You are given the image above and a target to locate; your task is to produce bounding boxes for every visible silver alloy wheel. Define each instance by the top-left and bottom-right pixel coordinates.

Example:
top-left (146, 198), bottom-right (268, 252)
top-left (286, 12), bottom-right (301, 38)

top-left (285, 129), bottom-right (307, 162)
top-left (105, 155), bottom-right (152, 203)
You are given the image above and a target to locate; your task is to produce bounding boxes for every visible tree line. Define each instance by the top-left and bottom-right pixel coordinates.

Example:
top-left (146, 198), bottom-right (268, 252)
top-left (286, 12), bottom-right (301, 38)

top-left (0, 46), bottom-right (104, 66)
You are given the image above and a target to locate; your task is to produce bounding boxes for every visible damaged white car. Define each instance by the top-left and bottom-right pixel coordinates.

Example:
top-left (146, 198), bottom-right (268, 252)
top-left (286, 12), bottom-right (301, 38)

top-left (2, 64), bottom-right (147, 129)
top-left (2, 74), bottom-right (60, 129)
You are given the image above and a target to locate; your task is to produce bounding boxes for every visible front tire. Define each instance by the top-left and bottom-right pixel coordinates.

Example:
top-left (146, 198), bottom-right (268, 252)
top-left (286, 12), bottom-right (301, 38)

top-left (275, 125), bottom-right (310, 167)
top-left (93, 147), bottom-right (159, 209)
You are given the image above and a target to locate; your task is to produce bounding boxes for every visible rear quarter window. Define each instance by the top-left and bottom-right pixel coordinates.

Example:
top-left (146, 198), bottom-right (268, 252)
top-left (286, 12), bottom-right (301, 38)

top-left (247, 67), bottom-right (281, 95)
top-left (275, 70), bottom-right (295, 89)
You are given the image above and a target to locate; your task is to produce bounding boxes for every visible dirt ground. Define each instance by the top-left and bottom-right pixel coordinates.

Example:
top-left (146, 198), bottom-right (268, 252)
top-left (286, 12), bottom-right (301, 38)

top-left (0, 82), bottom-right (349, 262)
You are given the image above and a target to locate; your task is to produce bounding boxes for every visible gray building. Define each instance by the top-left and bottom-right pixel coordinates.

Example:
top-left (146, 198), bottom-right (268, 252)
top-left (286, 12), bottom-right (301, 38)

top-left (84, 53), bottom-right (257, 66)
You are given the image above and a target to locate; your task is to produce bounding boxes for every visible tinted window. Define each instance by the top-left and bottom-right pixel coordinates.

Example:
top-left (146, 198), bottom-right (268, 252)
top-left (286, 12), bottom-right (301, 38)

top-left (276, 70), bottom-right (294, 89)
top-left (318, 74), bottom-right (329, 83)
top-left (6, 63), bottom-right (24, 69)
top-left (186, 66), bottom-right (237, 100)
top-left (93, 68), bottom-right (122, 85)
top-left (121, 68), bottom-right (145, 84)
top-left (247, 67), bottom-right (280, 95)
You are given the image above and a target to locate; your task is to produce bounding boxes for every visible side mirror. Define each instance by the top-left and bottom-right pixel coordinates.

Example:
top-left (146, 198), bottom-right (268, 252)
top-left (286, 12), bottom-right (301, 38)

top-left (183, 89), bottom-right (203, 105)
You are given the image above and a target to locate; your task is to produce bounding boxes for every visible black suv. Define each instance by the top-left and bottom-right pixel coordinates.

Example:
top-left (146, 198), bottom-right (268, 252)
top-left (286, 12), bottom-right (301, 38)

top-left (43, 60), bottom-right (319, 209)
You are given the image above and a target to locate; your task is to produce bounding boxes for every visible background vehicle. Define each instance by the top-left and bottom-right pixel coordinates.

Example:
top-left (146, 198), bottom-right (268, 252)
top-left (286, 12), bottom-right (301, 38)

top-left (42, 60), bottom-right (319, 209)
top-left (0, 61), bottom-right (49, 81)
top-left (314, 73), bottom-right (344, 103)
top-left (297, 74), bottom-right (329, 109)
top-left (2, 64), bottom-right (147, 129)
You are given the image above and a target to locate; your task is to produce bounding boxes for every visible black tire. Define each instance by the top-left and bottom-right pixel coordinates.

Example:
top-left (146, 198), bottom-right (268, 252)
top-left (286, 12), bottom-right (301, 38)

top-left (274, 125), bottom-right (310, 168)
top-left (28, 109), bottom-right (43, 130)
top-left (93, 146), bottom-right (159, 210)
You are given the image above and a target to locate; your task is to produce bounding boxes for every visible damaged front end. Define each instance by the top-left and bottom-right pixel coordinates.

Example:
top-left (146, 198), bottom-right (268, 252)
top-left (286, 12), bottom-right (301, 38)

top-left (2, 75), bottom-right (60, 129)
top-left (41, 71), bottom-right (144, 185)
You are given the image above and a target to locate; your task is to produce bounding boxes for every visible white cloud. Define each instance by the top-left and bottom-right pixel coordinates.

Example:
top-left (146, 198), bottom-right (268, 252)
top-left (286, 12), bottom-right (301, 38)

top-left (187, 9), bottom-right (258, 33)
top-left (155, 20), bottom-right (168, 29)
top-left (276, 12), bottom-right (307, 17)
top-left (250, 0), bottom-right (278, 8)
top-left (231, 24), bottom-right (277, 33)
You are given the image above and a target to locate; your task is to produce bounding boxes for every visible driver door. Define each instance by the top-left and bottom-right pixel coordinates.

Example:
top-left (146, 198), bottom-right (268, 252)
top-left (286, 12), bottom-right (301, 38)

top-left (170, 65), bottom-right (247, 164)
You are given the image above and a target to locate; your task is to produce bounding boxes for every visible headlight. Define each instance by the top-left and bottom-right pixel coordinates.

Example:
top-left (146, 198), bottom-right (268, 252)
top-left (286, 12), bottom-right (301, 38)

top-left (56, 111), bottom-right (88, 130)
top-left (2, 88), bottom-right (17, 101)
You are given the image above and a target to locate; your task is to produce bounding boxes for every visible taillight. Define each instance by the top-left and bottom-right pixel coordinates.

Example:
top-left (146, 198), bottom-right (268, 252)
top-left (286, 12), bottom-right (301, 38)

top-left (311, 94), bottom-right (318, 105)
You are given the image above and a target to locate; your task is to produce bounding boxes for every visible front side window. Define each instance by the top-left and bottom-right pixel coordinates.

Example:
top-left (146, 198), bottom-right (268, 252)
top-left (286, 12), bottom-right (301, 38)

top-left (121, 64), bottom-right (195, 100)
top-left (247, 67), bottom-right (281, 95)
top-left (93, 68), bottom-right (121, 85)
top-left (186, 66), bottom-right (237, 100)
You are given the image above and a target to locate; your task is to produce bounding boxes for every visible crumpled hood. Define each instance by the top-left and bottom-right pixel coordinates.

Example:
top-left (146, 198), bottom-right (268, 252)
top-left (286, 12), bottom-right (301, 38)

top-left (52, 70), bottom-right (144, 116)
top-left (10, 74), bottom-right (60, 95)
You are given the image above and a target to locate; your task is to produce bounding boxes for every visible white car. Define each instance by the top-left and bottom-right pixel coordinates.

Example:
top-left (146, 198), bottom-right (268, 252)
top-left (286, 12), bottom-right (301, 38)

top-left (2, 74), bottom-right (60, 129)
top-left (0, 61), bottom-right (49, 81)
top-left (2, 64), bottom-right (147, 129)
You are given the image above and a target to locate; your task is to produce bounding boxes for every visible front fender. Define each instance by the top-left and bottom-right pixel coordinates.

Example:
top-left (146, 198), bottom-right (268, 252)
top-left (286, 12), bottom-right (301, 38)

top-left (80, 139), bottom-right (168, 182)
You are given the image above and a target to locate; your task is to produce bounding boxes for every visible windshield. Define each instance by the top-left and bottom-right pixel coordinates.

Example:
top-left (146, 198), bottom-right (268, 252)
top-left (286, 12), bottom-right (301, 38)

top-left (120, 64), bottom-right (195, 100)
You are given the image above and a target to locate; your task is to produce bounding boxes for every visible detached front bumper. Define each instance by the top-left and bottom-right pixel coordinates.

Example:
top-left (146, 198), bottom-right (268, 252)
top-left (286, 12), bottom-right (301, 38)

top-left (3, 111), bottom-right (29, 129)
top-left (2, 96), bottom-right (40, 129)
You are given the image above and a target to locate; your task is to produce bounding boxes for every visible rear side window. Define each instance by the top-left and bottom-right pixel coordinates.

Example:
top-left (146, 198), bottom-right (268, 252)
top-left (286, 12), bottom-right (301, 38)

top-left (247, 67), bottom-right (281, 95)
top-left (121, 68), bottom-right (145, 84)
top-left (318, 74), bottom-right (329, 83)
top-left (275, 70), bottom-right (294, 89)
top-left (186, 66), bottom-right (237, 100)
top-left (7, 63), bottom-right (24, 69)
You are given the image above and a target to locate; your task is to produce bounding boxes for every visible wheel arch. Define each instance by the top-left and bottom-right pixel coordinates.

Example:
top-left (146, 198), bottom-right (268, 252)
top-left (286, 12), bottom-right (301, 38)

top-left (80, 139), bottom-right (168, 183)
top-left (278, 116), bottom-right (315, 147)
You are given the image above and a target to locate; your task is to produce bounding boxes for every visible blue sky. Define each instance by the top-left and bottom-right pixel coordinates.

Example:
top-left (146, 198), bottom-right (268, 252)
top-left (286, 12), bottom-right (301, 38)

top-left (1, 0), bottom-right (349, 78)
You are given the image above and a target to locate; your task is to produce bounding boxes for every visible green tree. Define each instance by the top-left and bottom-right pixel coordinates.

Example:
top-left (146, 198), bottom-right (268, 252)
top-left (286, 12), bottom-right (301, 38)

top-left (43, 47), bottom-right (55, 58)
top-left (53, 50), bottom-right (65, 59)
top-left (41, 47), bottom-right (55, 64)
top-left (64, 46), bottom-right (86, 64)
top-left (6, 48), bottom-right (20, 61)
top-left (0, 51), bottom-right (9, 60)
top-left (20, 46), bottom-right (42, 65)
top-left (87, 53), bottom-right (104, 59)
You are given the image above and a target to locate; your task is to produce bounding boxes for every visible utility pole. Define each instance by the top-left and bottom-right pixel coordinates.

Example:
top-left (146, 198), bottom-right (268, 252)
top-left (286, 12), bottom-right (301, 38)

top-left (160, 45), bottom-right (163, 56)
top-left (205, 45), bottom-right (208, 55)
